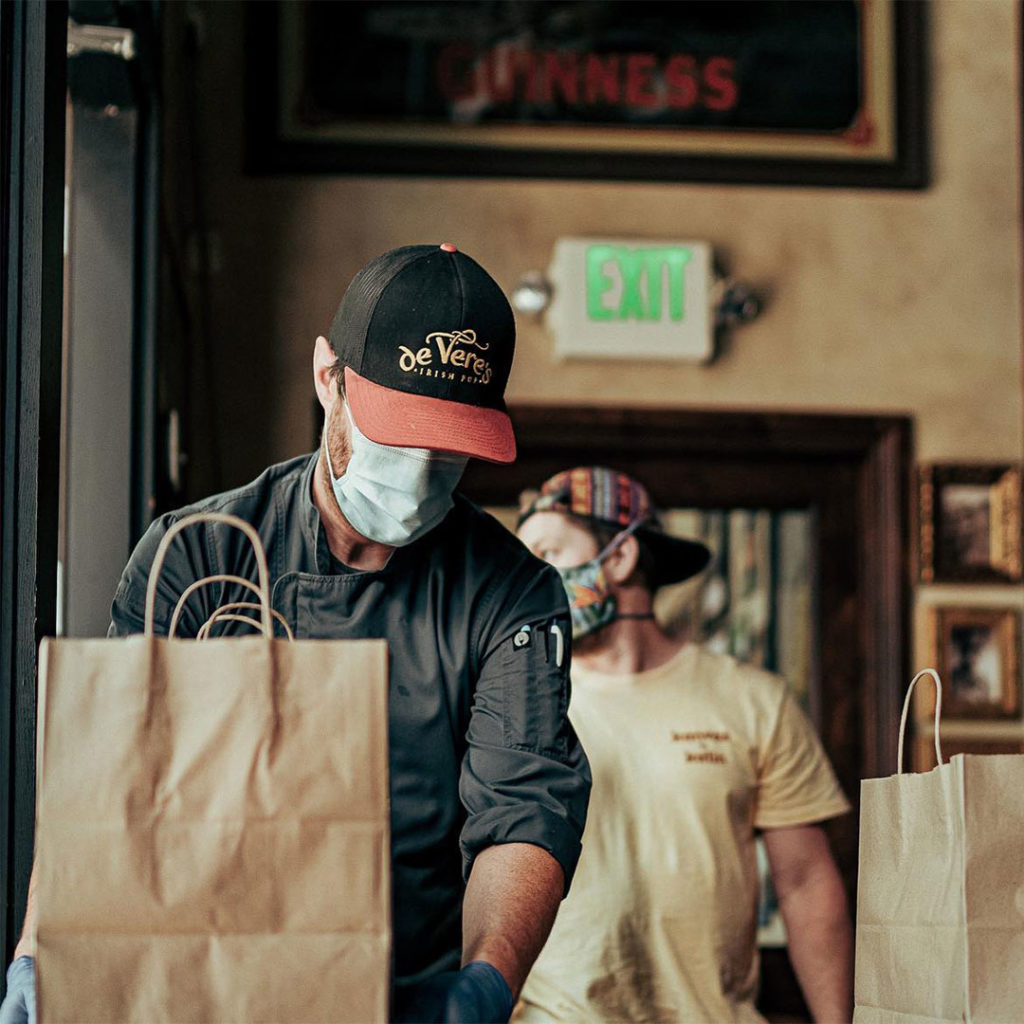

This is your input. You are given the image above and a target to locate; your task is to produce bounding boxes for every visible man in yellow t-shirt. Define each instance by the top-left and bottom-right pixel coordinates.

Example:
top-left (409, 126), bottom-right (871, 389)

top-left (515, 467), bottom-right (853, 1023)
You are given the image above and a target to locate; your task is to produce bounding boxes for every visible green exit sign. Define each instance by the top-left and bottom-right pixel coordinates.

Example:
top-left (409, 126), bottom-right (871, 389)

top-left (548, 238), bottom-right (714, 362)
top-left (586, 244), bottom-right (693, 323)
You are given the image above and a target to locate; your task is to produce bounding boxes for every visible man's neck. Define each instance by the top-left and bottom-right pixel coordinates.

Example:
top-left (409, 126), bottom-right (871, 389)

top-left (572, 587), bottom-right (688, 676)
top-left (312, 452), bottom-right (395, 572)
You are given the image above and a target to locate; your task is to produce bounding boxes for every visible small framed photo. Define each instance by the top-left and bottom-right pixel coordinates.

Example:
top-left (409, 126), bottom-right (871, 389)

top-left (913, 734), bottom-right (1024, 773)
top-left (918, 464), bottom-right (1022, 583)
top-left (928, 607), bottom-right (1021, 719)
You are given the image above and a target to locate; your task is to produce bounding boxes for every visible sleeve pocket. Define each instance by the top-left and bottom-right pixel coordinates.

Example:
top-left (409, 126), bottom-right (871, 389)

top-left (495, 618), bottom-right (570, 758)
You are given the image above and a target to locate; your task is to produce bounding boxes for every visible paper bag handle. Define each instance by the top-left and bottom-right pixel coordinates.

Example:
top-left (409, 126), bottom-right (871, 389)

top-left (145, 512), bottom-right (273, 638)
top-left (197, 602), bottom-right (295, 641)
top-left (169, 574), bottom-right (263, 638)
top-left (897, 668), bottom-right (944, 773)
top-left (197, 612), bottom-right (268, 636)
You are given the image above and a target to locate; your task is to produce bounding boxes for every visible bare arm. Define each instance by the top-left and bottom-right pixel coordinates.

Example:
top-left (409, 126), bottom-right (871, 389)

top-left (461, 842), bottom-right (564, 999)
top-left (763, 825), bottom-right (853, 1024)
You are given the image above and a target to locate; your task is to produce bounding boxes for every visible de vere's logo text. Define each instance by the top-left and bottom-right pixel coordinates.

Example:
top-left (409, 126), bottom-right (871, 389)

top-left (398, 329), bottom-right (492, 385)
top-left (586, 244), bottom-right (692, 324)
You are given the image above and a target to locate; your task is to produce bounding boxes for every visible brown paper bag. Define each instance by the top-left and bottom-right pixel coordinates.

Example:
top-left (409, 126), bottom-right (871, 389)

top-left (854, 669), bottom-right (1024, 1024)
top-left (34, 512), bottom-right (391, 1023)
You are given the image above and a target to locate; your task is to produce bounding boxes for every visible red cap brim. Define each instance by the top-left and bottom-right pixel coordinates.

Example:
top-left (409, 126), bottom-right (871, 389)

top-left (344, 367), bottom-right (517, 463)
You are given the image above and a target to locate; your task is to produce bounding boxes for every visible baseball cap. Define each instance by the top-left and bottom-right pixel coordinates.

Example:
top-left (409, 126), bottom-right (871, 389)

top-left (328, 243), bottom-right (516, 463)
top-left (518, 466), bottom-right (712, 588)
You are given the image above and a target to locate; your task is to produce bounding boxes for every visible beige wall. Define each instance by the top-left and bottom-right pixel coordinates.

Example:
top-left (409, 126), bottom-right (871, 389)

top-left (171, 2), bottom-right (1024, 744)
top-left (182, 0), bottom-right (1022, 483)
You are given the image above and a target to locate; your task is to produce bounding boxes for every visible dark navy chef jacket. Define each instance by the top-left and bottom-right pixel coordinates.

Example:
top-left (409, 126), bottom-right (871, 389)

top-left (108, 453), bottom-right (592, 987)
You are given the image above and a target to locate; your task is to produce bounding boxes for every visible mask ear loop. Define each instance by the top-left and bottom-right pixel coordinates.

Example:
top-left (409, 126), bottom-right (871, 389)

top-left (322, 409), bottom-right (340, 483)
top-left (595, 518), bottom-right (658, 624)
top-left (594, 517), bottom-right (646, 563)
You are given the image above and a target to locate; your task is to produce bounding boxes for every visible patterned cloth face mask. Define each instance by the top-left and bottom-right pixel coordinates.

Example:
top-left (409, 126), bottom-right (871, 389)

top-left (556, 520), bottom-right (643, 639)
top-left (324, 404), bottom-right (468, 547)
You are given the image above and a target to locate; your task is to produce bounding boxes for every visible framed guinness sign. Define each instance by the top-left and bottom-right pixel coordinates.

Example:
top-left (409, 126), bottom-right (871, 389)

top-left (245, 0), bottom-right (927, 188)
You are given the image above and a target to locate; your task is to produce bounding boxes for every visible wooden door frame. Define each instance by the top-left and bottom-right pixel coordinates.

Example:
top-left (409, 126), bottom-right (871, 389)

top-left (463, 404), bottom-right (912, 897)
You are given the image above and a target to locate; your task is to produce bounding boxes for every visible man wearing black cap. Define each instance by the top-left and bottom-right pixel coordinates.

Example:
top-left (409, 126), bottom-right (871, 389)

top-left (1, 245), bottom-right (590, 1024)
top-left (515, 467), bottom-right (853, 1024)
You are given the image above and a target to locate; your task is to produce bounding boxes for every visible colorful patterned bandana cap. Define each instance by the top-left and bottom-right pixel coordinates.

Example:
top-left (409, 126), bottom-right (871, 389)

top-left (518, 465), bottom-right (713, 589)
top-left (524, 466), bottom-right (654, 529)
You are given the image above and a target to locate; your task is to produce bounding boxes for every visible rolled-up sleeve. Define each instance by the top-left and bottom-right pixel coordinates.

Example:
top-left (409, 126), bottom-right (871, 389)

top-left (458, 567), bottom-right (591, 892)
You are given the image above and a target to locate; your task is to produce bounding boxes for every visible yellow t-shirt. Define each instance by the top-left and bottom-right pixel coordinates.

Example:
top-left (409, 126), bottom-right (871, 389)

top-left (516, 644), bottom-right (850, 1024)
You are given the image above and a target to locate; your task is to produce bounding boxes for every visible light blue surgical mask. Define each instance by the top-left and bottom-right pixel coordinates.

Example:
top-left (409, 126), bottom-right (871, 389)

top-left (323, 404), bottom-right (468, 547)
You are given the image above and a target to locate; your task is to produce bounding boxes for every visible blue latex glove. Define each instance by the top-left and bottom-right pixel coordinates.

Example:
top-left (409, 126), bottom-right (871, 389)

top-left (0, 958), bottom-right (36, 1024)
top-left (394, 961), bottom-right (514, 1024)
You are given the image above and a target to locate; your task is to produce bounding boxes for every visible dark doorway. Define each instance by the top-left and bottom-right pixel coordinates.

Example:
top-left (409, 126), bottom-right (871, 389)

top-left (1, 0), bottom-right (67, 972)
top-left (462, 404), bottom-right (912, 1019)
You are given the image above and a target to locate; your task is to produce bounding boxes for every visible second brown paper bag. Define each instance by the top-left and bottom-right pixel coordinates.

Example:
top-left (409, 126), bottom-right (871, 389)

top-left (854, 669), bottom-right (1024, 1024)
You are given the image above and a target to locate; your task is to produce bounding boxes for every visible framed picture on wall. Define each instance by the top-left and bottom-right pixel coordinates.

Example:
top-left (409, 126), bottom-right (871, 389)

top-left (927, 607), bottom-right (1021, 720)
top-left (918, 464), bottom-right (1023, 583)
top-left (245, 0), bottom-right (927, 188)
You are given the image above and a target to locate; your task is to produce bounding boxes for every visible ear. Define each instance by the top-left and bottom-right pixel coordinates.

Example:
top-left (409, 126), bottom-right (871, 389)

top-left (604, 534), bottom-right (640, 585)
top-left (313, 335), bottom-right (339, 413)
